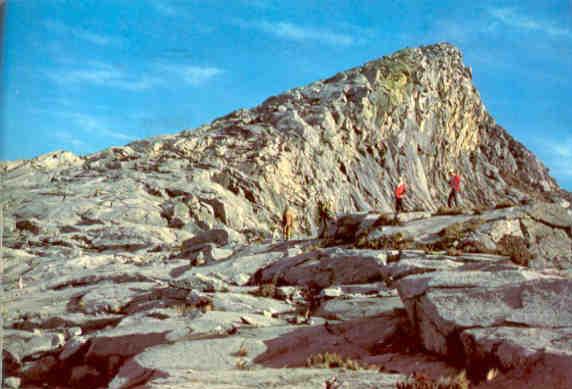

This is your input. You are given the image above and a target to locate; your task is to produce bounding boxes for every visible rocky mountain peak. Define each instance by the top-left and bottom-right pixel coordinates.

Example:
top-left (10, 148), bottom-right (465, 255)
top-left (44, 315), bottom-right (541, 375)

top-left (2, 43), bottom-right (564, 239)
top-left (121, 43), bottom-right (559, 236)
top-left (2, 43), bottom-right (571, 389)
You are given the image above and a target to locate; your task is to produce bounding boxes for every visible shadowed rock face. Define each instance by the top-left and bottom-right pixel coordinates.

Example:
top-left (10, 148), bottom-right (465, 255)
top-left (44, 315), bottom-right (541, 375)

top-left (2, 43), bottom-right (564, 240)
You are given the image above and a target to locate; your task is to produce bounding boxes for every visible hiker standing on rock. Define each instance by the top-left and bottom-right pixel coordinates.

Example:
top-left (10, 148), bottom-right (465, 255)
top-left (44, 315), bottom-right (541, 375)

top-left (317, 199), bottom-right (334, 239)
top-left (447, 170), bottom-right (461, 208)
top-left (282, 205), bottom-right (295, 241)
top-left (394, 176), bottom-right (407, 216)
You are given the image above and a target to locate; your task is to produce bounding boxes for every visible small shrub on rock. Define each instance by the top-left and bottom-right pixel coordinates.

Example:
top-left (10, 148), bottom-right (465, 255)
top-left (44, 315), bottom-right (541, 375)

top-left (305, 352), bottom-right (365, 370)
top-left (494, 201), bottom-right (514, 209)
top-left (497, 235), bottom-right (533, 266)
top-left (430, 219), bottom-right (486, 252)
top-left (234, 342), bottom-right (248, 357)
top-left (252, 283), bottom-right (278, 298)
top-left (439, 223), bottom-right (464, 241)
top-left (235, 358), bottom-right (249, 370)
top-left (395, 371), bottom-right (469, 389)
top-left (457, 240), bottom-right (497, 255)
top-left (446, 248), bottom-right (464, 257)
top-left (250, 273), bottom-right (281, 298)
top-left (434, 207), bottom-right (465, 216)
top-left (387, 251), bottom-right (401, 263)
top-left (358, 232), bottom-right (414, 250)
top-left (472, 206), bottom-right (489, 215)
top-left (462, 218), bottom-right (485, 232)
top-left (174, 303), bottom-right (195, 315)
top-left (372, 213), bottom-right (400, 227)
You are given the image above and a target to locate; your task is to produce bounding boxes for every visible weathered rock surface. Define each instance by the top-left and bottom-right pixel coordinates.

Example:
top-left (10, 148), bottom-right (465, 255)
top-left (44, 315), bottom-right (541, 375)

top-left (2, 42), bottom-right (572, 388)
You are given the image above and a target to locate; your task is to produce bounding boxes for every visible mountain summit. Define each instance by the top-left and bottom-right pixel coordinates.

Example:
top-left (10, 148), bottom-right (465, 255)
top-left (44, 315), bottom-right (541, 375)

top-left (2, 43), bottom-right (565, 239)
top-left (3, 43), bottom-right (572, 389)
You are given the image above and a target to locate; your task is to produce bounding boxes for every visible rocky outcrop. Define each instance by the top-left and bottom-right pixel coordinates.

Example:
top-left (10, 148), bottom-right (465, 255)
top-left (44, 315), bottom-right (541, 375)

top-left (2, 43), bottom-right (572, 389)
top-left (2, 43), bottom-right (565, 243)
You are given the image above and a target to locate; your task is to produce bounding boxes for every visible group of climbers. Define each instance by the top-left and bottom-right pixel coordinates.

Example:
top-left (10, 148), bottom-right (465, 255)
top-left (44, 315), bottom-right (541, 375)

top-left (394, 170), bottom-right (461, 215)
top-left (280, 170), bottom-right (462, 241)
top-left (280, 197), bottom-right (335, 241)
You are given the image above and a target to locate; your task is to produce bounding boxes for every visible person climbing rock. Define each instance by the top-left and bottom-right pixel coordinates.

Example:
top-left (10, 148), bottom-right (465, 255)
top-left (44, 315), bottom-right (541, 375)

top-left (282, 205), bottom-right (295, 240)
top-left (394, 176), bottom-right (407, 216)
top-left (447, 170), bottom-right (461, 208)
top-left (317, 199), bottom-right (334, 239)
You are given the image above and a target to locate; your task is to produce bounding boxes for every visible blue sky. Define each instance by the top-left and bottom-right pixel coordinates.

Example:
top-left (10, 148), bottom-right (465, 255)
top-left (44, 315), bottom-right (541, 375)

top-left (2, 0), bottom-right (571, 190)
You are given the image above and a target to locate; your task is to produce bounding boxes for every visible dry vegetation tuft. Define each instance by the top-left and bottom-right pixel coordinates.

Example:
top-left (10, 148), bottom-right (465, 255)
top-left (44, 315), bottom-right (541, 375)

top-left (372, 213), bottom-right (401, 227)
top-left (434, 207), bottom-right (465, 216)
top-left (174, 303), bottom-right (195, 315)
top-left (496, 235), bottom-right (533, 266)
top-left (395, 371), bottom-right (469, 389)
top-left (252, 283), bottom-right (278, 298)
top-left (235, 358), bottom-right (249, 370)
top-left (250, 272), bottom-right (281, 298)
top-left (305, 352), bottom-right (367, 371)
top-left (357, 232), bottom-right (415, 250)
top-left (234, 342), bottom-right (248, 357)
top-left (494, 201), bottom-right (514, 209)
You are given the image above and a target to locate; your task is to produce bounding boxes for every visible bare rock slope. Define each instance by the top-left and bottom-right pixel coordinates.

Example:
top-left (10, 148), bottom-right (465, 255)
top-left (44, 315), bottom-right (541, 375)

top-left (2, 43), bottom-right (571, 389)
top-left (2, 43), bottom-right (563, 240)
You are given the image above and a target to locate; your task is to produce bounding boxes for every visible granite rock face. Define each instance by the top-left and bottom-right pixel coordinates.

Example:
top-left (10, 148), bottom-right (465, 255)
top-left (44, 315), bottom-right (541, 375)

top-left (2, 43), bottom-right (571, 388)
top-left (2, 43), bottom-right (564, 243)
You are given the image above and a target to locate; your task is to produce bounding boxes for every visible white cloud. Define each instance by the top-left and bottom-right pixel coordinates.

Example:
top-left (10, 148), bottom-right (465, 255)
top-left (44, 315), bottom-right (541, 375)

top-left (47, 61), bottom-right (161, 91)
top-left (488, 7), bottom-right (572, 39)
top-left (236, 19), bottom-right (358, 46)
top-left (59, 112), bottom-right (135, 141)
top-left (44, 20), bottom-right (122, 46)
top-left (158, 64), bottom-right (223, 85)
top-left (178, 66), bottom-right (223, 85)
top-left (47, 59), bottom-right (223, 90)
top-left (238, 0), bottom-right (279, 10)
top-left (54, 131), bottom-right (88, 150)
top-left (539, 138), bottom-right (572, 177)
top-left (150, 2), bottom-right (177, 16)
top-left (147, 0), bottom-right (193, 18)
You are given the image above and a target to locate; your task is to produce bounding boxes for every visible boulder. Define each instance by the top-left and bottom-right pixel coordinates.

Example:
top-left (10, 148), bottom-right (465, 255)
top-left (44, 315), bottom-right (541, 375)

top-left (69, 365), bottom-right (102, 388)
top-left (15, 219), bottom-right (42, 235)
top-left (181, 228), bottom-right (243, 251)
top-left (315, 296), bottom-right (403, 320)
top-left (3, 377), bottom-right (21, 389)
top-left (169, 273), bottom-right (229, 292)
top-left (526, 202), bottom-right (572, 229)
top-left (250, 248), bottom-right (387, 288)
top-left (20, 355), bottom-right (57, 382)
top-left (396, 264), bottom-right (572, 379)
top-left (4, 330), bottom-right (65, 363)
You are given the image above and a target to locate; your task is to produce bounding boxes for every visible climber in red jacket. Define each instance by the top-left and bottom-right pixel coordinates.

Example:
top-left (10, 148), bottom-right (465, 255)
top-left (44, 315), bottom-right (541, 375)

top-left (447, 170), bottom-right (461, 208)
top-left (394, 176), bottom-right (407, 216)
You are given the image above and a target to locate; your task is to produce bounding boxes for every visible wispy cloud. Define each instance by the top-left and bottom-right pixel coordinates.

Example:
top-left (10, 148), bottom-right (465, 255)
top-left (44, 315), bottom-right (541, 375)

top-left (44, 20), bottom-right (122, 46)
top-left (238, 0), bottom-right (279, 10)
top-left (488, 7), bottom-right (572, 39)
top-left (60, 112), bottom-right (135, 141)
top-left (53, 131), bottom-right (88, 150)
top-left (235, 19), bottom-right (359, 46)
top-left (159, 64), bottom-right (223, 85)
top-left (46, 59), bottom-right (224, 90)
top-left (539, 138), bottom-right (572, 178)
top-left (47, 61), bottom-right (161, 91)
top-left (150, 1), bottom-right (177, 16)
top-left (147, 0), bottom-right (193, 18)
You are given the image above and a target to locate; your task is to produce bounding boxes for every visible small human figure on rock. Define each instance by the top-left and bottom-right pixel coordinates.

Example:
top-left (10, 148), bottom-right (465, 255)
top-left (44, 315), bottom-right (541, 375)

top-left (317, 199), bottom-right (335, 239)
top-left (447, 170), bottom-right (461, 208)
top-left (282, 205), bottom-right (295, 241)
top-left (394, 176), bottom-right (407, 218)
